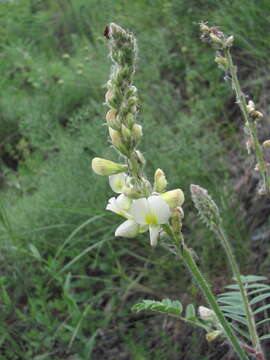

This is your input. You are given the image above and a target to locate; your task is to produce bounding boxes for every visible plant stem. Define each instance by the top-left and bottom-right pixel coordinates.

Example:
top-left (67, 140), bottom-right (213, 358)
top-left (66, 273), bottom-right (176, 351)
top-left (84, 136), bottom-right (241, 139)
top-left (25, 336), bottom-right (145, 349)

top-left (224, 48), bottom-right (270, 194)
top-left (163, 225), bottom-right (250, 360)
top-left (217, 227), bottom-right (265, 360)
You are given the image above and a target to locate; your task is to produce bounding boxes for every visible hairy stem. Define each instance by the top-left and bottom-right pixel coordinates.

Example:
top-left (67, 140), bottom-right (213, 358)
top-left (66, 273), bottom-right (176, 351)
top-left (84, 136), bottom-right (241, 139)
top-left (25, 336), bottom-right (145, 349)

top-left (224, 48), bottom-right (270, 194)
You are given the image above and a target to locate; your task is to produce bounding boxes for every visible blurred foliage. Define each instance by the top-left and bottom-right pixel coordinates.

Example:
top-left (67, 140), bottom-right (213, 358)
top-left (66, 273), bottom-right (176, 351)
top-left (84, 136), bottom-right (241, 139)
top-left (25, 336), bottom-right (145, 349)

top-left (0, 0), bottom-right (269, 358)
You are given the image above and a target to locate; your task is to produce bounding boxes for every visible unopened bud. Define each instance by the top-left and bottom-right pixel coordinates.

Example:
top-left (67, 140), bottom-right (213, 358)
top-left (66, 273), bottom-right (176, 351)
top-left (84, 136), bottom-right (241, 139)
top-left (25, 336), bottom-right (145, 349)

top-left (105, 89), bottom-right (114, 104)
top-left (154, 168), bottom-right (167, 192)
top-left (126, 113), bottom-right (135, 128)
top-left (190, 184), bottom-right (221, 232)
top-left (91, 157), bottom-right (127, 176)
top-left (131, 124), bottom-right (143, 145)
top-left (206, 330), bottom-right (222, 342)
top-left (215, 56), bottom-right (228, 68)
top-left (263, 140), bottom-right (270, 148)
top-left (209, 32), bottom-right (223, 46)
top-left (109, 127), bottom-right (122, 147)
top-left (247, 100), bottom-right (255, 113)
top-left (106, 109), bottom-right (121, 130)
top-left (161, 189), bottom-right (184, 208)
top-left (121, 124), bottom-right (132, 142)
top-left (254, 163), bottom-right (260, 172)
top-left (224, 35), bottom-right (234, 47)
top-left (200, 23), bottom-right (210, 33)
top-left (198, 306), bottom-right (215, 321)
top-left (134, 150), bottom-right (146, 168)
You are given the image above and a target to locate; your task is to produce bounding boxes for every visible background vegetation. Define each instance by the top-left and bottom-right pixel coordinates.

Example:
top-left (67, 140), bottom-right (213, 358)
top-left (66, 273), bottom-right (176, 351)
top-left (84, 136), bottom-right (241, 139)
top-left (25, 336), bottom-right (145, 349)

top-left (1, 0), bottom-right (270, 359)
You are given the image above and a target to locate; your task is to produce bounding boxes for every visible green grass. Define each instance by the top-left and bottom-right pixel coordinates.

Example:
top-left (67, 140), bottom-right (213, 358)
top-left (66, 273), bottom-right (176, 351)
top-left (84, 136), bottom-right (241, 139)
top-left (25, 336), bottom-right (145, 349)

top-left (0, 0), bottom-right (270, 358)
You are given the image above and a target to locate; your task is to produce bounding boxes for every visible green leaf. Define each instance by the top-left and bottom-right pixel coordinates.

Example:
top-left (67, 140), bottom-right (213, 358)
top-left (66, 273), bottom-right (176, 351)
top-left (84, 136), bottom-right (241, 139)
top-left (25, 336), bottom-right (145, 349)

top-left (220, 305), bottom-right (246, 316)
top-left (230, 323), bottom-right (251, 341)
top-left (236, 275), bottom-right (267, 283)
top-left (256, 318), bottom-right (270, 327)
top-left (259, 334), bottom-right (270, 341)
top-left (226, 283), bottom-right (268, 290)
top-left (185, 304), bottom-right (196, 320)
top-left (249, 292), bottom-right (270, 305)
top-left (248, 286), bottom-right (270, 296)
top-left (223, 312), bottom-right (248, 326)
top-left (218, 296), bottom-right (244, 306)
top-left (254, 303), bottom-right (270, 315)
top-left (132, 299), bottom-right (183, 317)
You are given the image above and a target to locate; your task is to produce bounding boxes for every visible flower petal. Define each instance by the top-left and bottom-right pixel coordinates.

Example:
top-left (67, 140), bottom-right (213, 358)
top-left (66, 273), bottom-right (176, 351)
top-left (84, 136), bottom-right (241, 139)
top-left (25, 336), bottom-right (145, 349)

top-left (116, 194), bottom-right (132, 212)
top-left (149, 225), bottom-right (160, 247)
top-left (130, 198), bottom-right (149, 224)
top-left (109, 173), bottom-right (126, 193)
top-left (115, 220), bottom-right (140, 238)
top-left (148, 196), bottom-right (170, 224)
top-left (106, 195), bottom-right (131, 218)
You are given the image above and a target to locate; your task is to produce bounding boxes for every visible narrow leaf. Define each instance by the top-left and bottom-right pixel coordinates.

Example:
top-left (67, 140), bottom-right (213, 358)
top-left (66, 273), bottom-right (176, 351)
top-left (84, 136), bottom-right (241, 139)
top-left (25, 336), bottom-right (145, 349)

top-left (249, 292), bottom-right (270, 305)
top-left (260, 334), bottom-right (270, 341)
top-left (220, 305), bottom-right (246, 316)
top-left (230, 323), bottom-right (251, 341)
top-left (254, 304), bottom-right (270, 315)
top-left (223, 312), bottom-right (248, 326)
top-left (256, 318), bottom-right (270, 327)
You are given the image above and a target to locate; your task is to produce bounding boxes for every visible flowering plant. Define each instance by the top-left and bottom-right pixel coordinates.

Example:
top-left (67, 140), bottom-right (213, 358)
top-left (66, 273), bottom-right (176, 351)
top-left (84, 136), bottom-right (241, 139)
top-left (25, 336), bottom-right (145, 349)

top-left (91, 23), bottom-right (270, 360)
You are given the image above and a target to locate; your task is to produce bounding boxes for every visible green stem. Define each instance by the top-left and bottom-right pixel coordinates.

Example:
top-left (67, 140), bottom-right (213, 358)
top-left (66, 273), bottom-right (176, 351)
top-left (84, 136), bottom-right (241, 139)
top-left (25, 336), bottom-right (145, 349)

top-left (216, 227), bottom-right (265, 360)
top-left (224, 48), bottom-right (270, 194)
top-left (163, 225), bottom-right (249, 360)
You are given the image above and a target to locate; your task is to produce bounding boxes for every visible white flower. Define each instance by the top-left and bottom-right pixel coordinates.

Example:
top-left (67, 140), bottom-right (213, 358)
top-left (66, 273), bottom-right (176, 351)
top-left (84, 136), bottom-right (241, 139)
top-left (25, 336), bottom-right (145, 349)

top-left (198, 306), bottom-right (215, 321)
top-left (115, 219), bottom-right (140, 238)
top-left (130, 195), bottom-right (170, 247)
top-left (106, 194), bottom-right (132, 219)
top-left (109, 173), bottom-right (126, 193)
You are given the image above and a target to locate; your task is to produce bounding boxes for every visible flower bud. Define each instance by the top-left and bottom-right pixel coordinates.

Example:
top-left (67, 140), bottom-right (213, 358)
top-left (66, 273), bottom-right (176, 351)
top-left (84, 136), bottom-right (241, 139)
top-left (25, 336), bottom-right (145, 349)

top-left (198, 306), bottom-right (215, 321)
top-left (134, 150), bottom-right (146, 168)
top-left (206, 330), bottom-right (222, 342)
top-left (105, 89), bottom-right (114, 104)
top-left (199, 23), bottom-right (210, 33)
top-left (224, 35), bottom-right (234, 47)
top-left (131, 124), bottom-right (143, 146)
top-left (263, 140), bottom-right (270, 148)
top-left (121, 124), bottom-right (132, 142)
top-left (247, 100), bottom-right (255, 113)
top-left (209, 32), bottom-right (223, 46)
top-left (126, 113), bottom-right (135, 128)
top-left (106, 109), bottom-right (121, 130)
top-left (215, 56), bottom-right (228, 68)
top-left (154, 168), bottom-right (167, 192)
top-left (109, 127), bottom-right (129, 155)
top-left (92, 157), bottom-right (127, 176)
top-left (161, 189), bottom-right (184, 208)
